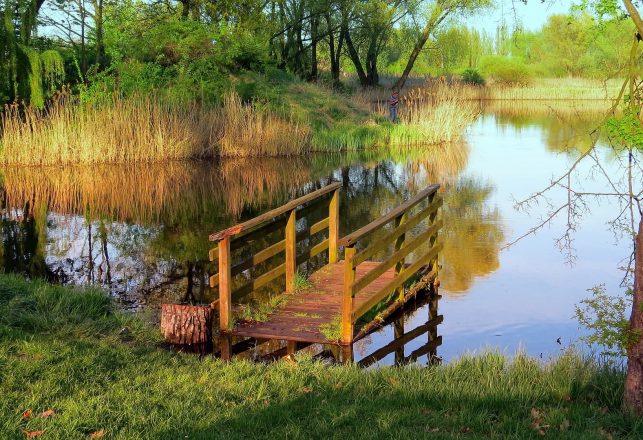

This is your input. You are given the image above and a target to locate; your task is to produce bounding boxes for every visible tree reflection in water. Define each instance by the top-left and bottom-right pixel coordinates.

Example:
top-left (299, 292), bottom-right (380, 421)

top-left (0, 138), bottom-right (505, 307)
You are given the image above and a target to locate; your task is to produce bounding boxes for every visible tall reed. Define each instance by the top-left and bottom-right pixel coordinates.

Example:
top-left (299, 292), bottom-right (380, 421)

top-left (219, 92), bottom-right (311, 157)
top-left (0, 95), bottom-right (222, 165)
top-left (386, 85), bottom-right (478, 146)
top-left (0, 91), bottom-right (316, 164)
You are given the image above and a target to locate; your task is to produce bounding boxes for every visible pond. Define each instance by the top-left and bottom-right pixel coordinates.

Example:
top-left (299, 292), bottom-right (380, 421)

top-left (1, 100), bottom-right (635, 365)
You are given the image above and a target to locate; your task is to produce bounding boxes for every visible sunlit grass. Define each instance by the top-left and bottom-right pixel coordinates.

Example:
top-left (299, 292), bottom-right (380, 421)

top-left (220, 91), bottom-right (311, 157)
top-left (1, 274), bottom-right (640, 439)
top-left (0, 94), bottom-right (222, 165)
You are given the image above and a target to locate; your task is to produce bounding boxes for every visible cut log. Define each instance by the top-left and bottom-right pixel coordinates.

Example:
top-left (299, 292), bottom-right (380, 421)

top-left (161, 304), bottom-right (214, 354)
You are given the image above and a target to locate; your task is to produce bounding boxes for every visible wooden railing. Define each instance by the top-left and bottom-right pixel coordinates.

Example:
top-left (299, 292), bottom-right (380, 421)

top-left (209, 182), bottom-right (341, 334)
top-left (338, 184), bottom-right (443, 344)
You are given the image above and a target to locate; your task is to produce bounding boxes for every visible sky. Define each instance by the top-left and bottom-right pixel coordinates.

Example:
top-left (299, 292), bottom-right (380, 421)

top-left (470, 0), bottom-right (576, 34)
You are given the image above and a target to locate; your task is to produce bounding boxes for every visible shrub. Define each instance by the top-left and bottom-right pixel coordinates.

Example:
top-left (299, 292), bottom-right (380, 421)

top-left (461, 68), bottom-right (485, 86)
top-left (480, 56), bottom-right (533, 86)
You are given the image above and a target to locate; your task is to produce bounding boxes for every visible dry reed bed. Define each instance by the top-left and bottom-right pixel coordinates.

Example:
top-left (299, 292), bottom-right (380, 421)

top-left (0, 92), bottom-right (312, 165)
top-left (1, 97), bottom-right (221, 165)
top-left (357, 77), bottom-right (622, 103)
top-left (0, 159), bottom-right (312, 223)
top-left (1, 84), bottom-right (478, 165)
top-left (219, 93), bottom-right (311, 157)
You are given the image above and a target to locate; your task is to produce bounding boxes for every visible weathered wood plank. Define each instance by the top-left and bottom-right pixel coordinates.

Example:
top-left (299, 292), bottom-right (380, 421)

top-left (353, 197), bottom-right (443, 266)
top-left (232, 263), bottom-right (286, 300)
top-left (328, 188), bottom-right (339, 264)
top-left (210, 239), bottom-right (286, 288)
top-left (342, 247), bottom-right (356, 344)
top-left (296, 239), bottom-right (329, 265)
top-left (218, 237), bottom-right (232, 332)
top-left (285, 209), bottom-right (296, 292)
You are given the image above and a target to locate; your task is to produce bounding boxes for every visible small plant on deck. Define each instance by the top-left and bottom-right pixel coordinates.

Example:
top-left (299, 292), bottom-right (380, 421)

top-left (293, 270), bottom-right (312, 292)
top-left (320, 314), bottom-right (342, 342)
top-left (236, 271), bottom-right (312, 323)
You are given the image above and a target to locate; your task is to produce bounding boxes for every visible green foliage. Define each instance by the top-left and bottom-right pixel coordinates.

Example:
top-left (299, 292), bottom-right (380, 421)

top-left (480, 55), bottom-right (533, 86)
top-left (319, 314), bottom-right (342, 341)
top-left (293, 271), bottom-right (312, 292)
top-left (16, 44), bottom-right (43, 107)
top-left (39, 49), bottom-right (65, 95)
top-left (461, 68), bottom-right (485, 85)
top-left (607, 108), bottom-right (643, 150)
top-left (575, 285), bottom-right (638, 357)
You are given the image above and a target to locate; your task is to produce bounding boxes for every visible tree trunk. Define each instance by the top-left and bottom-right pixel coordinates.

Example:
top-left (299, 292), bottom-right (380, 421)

top-left (342, 21), bottom-right (367, 86)
top-left (392, 9), bottom-right (449, 91)
top-left (393, 24), bottom-right (431, 90)
top-left (365, 36), bottom-right (379, 86)
top-left (93, 0), bottom-right (104, 70)
top-left (180, 0), bottom-right (190, 20)
top-left (625, 217), bottom-right (643, 412)
top-left (309, 15), bottom-right (318, 81)
top-left (161, 304), bottom-right (214, 354)
top-left (622, 0), bottom-right (643, 37)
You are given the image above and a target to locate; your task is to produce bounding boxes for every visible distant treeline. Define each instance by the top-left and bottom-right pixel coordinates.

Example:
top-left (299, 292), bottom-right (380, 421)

top-left (382, 13), bottom-right (633, 83)
top-left (0, 0), bottom-right (635, 108)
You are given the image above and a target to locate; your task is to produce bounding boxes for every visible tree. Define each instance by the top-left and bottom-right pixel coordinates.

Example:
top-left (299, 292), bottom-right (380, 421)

top-left (1, 0), bottom-right (64, 106)
top-left (512, 0), bottom-right (643, 413)
top-left (393, 0), bottom-right (491, 90)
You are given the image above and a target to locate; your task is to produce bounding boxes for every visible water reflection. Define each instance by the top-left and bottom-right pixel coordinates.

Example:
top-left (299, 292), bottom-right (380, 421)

top-left (0, 143), bottom-right (488, 306)
top-left (0, 100), bottom-right (616, 362)
top-left (483, 100), bottom-right (608, 154)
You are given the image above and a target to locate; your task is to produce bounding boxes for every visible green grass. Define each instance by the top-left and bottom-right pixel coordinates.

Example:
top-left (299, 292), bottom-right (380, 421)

top-left (1, 274), bottom-right (642, 439)
top-left (319, 314), bottom-right (342, 342)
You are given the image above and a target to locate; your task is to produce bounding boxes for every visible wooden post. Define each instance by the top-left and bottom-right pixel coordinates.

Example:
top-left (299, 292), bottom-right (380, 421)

top-left (394, 212), bottom-right (407, 301)
top-left (394, 315), bottom-right (404, 365)
top-left (428, 289), bottom-right (439, 365)
top-left (287, 340), bottom-right (298, 355)
top-left (328, 188), bottom-right (340, 264)
top-left (342, 246), bottom-right (356, 345)
top-left (285, 209), bottom-right (297, 292)
top-left (427, 193), bottom-right (439, 277)
top-left (218, 237), bottom-right (232, 360)
top-left (340, 344), bottom-right (354, 364)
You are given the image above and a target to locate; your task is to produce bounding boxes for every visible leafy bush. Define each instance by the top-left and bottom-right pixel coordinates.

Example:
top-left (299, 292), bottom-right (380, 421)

top-left (480, 56), bottom-right (533, 86)
top-left (461, 68), bottom-right (485, 85)
top-left (575, 285), bottom-right (636, 357)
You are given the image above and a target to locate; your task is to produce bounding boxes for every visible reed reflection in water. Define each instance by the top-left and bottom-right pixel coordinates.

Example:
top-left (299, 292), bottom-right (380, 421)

top-left (0, 139), bottom-right (504, 309)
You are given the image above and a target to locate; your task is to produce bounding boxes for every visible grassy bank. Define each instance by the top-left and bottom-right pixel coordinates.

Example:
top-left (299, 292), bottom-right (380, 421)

top-left (0, 74), bottom-right (478, 164)
top-left (1, 275), bottom-right (641, 439)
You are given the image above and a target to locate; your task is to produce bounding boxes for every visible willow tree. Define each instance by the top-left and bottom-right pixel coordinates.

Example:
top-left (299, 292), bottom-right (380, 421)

top-left (0, 0), bottom-right (64, 107)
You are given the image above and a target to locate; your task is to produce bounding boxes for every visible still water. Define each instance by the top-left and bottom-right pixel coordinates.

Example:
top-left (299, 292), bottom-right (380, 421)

top-left (1, 101), bottom-right (637, 364)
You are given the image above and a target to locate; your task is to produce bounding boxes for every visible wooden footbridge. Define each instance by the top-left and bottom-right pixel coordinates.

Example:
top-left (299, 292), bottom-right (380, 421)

top-left (209, 182), bottom-right (443, 361)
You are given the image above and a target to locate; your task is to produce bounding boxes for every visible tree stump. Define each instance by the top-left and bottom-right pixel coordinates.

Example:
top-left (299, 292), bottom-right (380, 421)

top-left (161, 304), bottom-right (214, 354)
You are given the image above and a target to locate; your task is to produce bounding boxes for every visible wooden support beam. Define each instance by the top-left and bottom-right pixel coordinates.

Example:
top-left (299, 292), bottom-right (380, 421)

top-left (394, 212), bottom-right (407, 301)
top-left (218, 237), bottom-right (232, 331)
top-left (329, 188), bottom-right (340, 264)
top-left (342, 246), bottom-right (356, 344)
top-left (287, 340), bottom-right (298, 355)
top-left (285, 209), bottom-right (297, 292)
